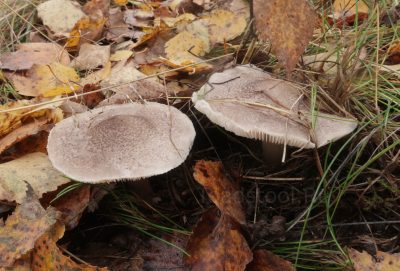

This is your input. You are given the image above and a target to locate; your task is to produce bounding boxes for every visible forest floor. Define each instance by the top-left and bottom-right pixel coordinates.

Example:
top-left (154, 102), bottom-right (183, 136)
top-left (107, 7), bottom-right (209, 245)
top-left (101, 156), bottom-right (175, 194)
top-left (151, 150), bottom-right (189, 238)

top-left (0, 0), bottom-right (399, 270)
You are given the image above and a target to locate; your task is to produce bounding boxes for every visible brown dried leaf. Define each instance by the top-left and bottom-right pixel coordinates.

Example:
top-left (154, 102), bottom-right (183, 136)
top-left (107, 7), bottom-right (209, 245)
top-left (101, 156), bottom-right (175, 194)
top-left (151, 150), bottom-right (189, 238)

top-left (0, 152), bottom-right (70, 203)
top-left (83, 0), bottom-right (110, 16)
top-left (51, 185), bottom-right (90, 230)
top-left (387, 40), bottom-right (400, 65)
top-left (71, 44), bottom-right (110, 71)
top-left (193, 160), bottom-right (246, 225)
top-left (100, 61), bottom-right (167, 102)
top-left (106, 8), bottom-right (138, 42)
top-left (254, 0), bottom-right (317, 75)
top-left (246, 250), bottom-right (296, 271)
top-left (0, 190), bottom-right (58, 267)
top-left (185, 208), bottom-right (252, 271)
top-left (349, 248), bottom-right (400, 271)
top-left (0, 117), bottom-right (49, 155)
top-left (0, 43), bottom-right (70, 71)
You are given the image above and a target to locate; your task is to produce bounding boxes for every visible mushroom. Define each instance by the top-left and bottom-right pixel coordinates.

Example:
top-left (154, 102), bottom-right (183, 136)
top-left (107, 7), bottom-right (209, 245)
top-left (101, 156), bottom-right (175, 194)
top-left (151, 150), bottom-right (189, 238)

top-left (191, 65), bottom-right (357, 164)
top-left (47, 102), bottom-right (196, 183)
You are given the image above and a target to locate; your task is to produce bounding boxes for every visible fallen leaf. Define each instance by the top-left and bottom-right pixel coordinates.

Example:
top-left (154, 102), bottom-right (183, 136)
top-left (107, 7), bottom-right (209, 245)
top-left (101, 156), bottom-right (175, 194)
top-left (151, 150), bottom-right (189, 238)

top-left (223, 0), bottom-right (250, 20)
top-left (0, 152), bottom-right (70, 203)
top-left (32, 222), bottom-right (109, 271)
top-left (139, 64), bottom-right (179, 77)
top-left (165, 25), bottom-right (209, 58)
top-left (80, 61), bottom-right (112, 86)
top-left (193, 160), bottom-right (246, 225)
top-left (124, 9), bottom-right (154, 28)
top-left (332, 0), bottom-right (369, 19)
top-left (73, 84), bottom-right (105, 108)
top-left (110, 50), bottom-right (133, 62)
top-left (349, 248), bottom-right (400, 271)
top-left (0, 43), bottom-right (70, 71)
top-left (66, 14), bottom-right (106, 48)
top-left (0, 98), bottom-right (62, 139)
top-left (0, 117), bottom-right (50, 155)
top-left (13, 131), bottom-right (49, 157)
top-left (163, 29), bottom-right (212, 73)
top-left (71, 44), bottom-right (110, 70)
top-left (387, 40), bottom-right (400, 65)
top-left (114, 0), bottom-right (128, 6)
top-left (37, 0), bottom-right (86, 34)
top-left (59, 101), bottom-right (89, 117)
top-left (254, 0), bottom-right (318, 75)
top-left (134, 31), bottom-right (174, 65)
top-left (328, 0), bottom-right (369, 27)
top-left (83, 0), bottom-right (110, 17)
top-left (100, 61), bottom-right (167, 101)
top-left (159, 13), bottom-right (196, 28)
top-left (106, 8), bottom-right (138, 42)
top-left (193, 0), bottom-right (212, 9)
top-left (246, 250), bottom-right (295, 271)
top-left (202, 9), bottom-right (247, 45)
top-left (5, 62), bottom-right (80, 97)
top-left (0, 189), bottom-right (58, 267)
top-left (51, 185), bottom-right (90, 230)
top-left (0, 100), bottom-right (32, 137)
top-left (185, 208), bottom-right (252, 271)
top-left (1, 253), bottom-right (31, 271)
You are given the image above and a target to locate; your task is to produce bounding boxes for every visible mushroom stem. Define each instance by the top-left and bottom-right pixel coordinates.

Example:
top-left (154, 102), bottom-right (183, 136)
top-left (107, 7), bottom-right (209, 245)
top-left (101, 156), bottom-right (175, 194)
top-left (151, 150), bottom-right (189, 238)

top-left (262, 141), bottom-right (285, 165)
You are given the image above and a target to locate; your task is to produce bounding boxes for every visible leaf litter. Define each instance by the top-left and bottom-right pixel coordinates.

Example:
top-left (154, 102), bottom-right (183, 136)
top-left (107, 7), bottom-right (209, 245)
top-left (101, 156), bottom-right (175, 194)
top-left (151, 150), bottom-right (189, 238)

top-left (0, 0), bottom-right (397, 270)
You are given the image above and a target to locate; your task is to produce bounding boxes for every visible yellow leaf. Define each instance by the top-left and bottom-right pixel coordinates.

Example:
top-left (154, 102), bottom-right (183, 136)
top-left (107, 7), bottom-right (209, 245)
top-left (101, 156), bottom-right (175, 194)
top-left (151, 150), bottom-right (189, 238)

top-left (6, 63), bottom-right (80, 97)
top-left (40, 64), bottom-right (80, 97)
top-left (66, 16), bottom-right (106, 48)
top-left (202, 10), bottom-right (247, 44)
top-left (0, 100), bottom-right (31, 136)
top-left (80, 61), bottom-right (111, 85)
top-left (163, 30), bottom-right (212, 73)
top-left (0, 153), bottom-right (70, 203)
top-left (110, 50), bottom-right (133, 61)
top-left (113, 0), bottom-right (128, 6)
top-left (165, 30), bottom-right (209, 58)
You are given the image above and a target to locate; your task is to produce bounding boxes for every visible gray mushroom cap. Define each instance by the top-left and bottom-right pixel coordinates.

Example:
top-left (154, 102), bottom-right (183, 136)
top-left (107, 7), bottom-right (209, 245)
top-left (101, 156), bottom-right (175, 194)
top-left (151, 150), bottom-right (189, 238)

top-left (192, 65), bottom-right (357, 149)
top-left (47, 102), bottom-right (196, 183)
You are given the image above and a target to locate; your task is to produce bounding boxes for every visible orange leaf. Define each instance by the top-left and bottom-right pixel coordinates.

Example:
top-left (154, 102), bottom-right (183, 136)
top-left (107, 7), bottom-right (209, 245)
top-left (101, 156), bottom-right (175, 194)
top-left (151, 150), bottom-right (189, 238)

top-left (246, 250), bottom-right (296, 271)
top-left (193, 160), bottom-right (246, 225)
top-left (185, 208), bottom-right (253, 271)
top-left (66, 16), bottom-right (106, 48)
